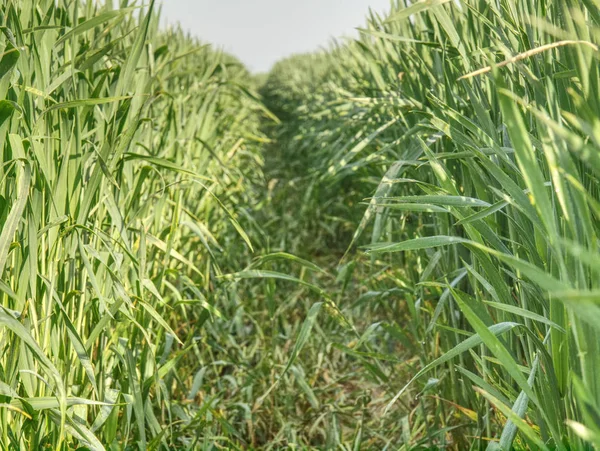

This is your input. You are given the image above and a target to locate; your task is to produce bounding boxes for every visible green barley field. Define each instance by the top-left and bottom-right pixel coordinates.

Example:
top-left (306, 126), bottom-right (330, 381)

top-left (0, 0), bottom-right (600, 449)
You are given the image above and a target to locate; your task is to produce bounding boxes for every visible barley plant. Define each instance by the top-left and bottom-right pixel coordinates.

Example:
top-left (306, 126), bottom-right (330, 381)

top-left (262, 0), bottom-right (600, 449)
top-left (0, 0), bottom-right (270, 448)
top-left (2, 0), bottom-right (600, 449)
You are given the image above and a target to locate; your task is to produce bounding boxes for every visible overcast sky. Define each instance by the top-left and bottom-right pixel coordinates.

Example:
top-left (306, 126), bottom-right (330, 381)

top-left (159, 0), bottom-right (391, 73)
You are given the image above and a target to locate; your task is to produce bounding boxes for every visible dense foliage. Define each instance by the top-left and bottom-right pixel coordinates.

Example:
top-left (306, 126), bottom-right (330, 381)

top-left (0, 0), bottom-right (270, 448)
top-left (2, 0), bottom-right (600, 449)
top-left (261, 0), bottom-right (600, 450)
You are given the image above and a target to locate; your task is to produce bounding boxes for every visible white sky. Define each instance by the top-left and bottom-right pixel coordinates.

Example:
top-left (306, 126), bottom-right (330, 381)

top-left (159, 0), bottom-right (392, 73)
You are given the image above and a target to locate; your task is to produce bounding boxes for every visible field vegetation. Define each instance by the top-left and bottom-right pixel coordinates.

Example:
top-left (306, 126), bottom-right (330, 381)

top-left (1, 0), bottom-right (600, 449)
